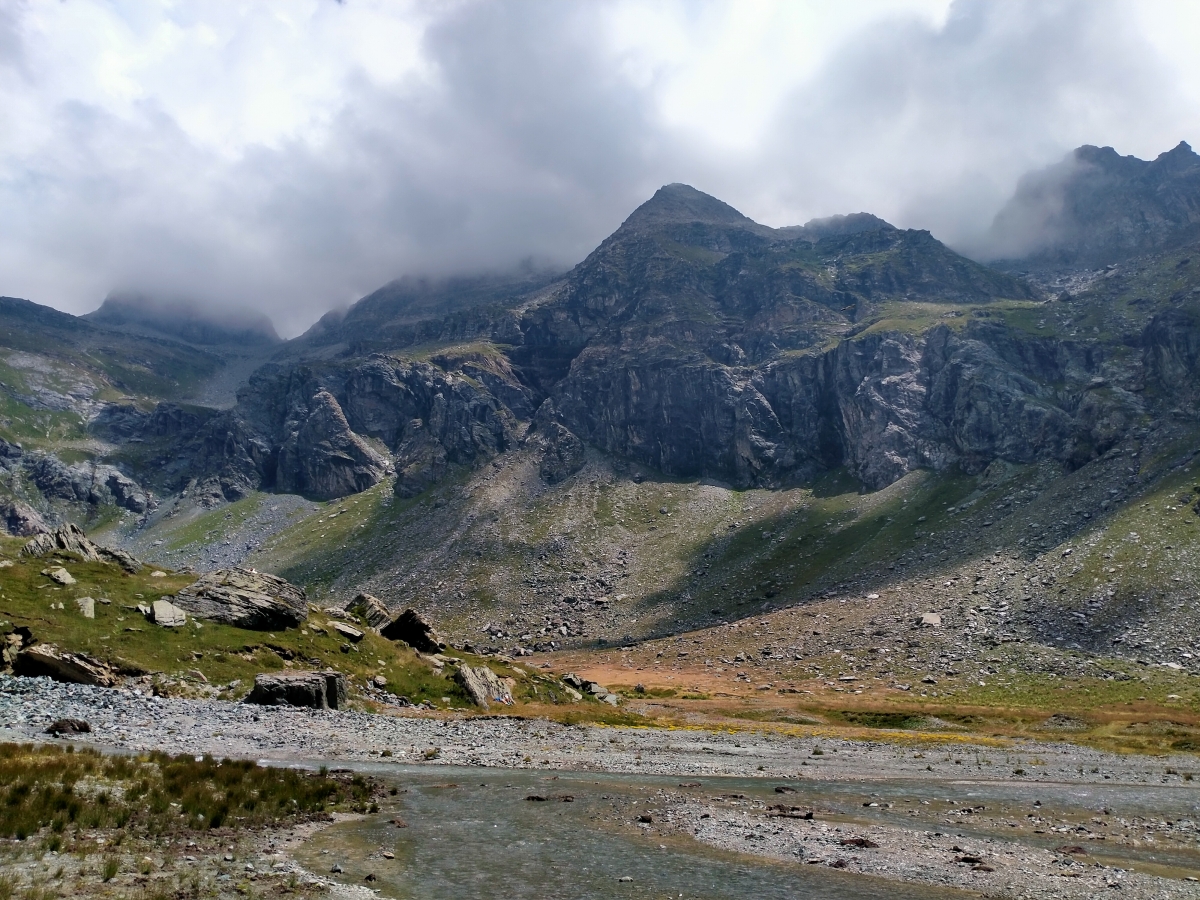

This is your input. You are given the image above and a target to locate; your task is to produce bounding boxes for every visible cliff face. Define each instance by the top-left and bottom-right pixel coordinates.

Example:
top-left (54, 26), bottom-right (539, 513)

top-left (97, 173), bottom-right (1200, 502)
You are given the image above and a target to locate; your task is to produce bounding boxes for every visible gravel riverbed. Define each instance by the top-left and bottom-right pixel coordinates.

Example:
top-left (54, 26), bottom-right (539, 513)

top-left (3, 675), bottom-right (1199, 899)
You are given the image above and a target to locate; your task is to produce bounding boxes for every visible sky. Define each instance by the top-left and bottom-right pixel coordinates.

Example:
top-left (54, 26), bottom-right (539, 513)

top-left (1, 0), bottom-right (1198, 336)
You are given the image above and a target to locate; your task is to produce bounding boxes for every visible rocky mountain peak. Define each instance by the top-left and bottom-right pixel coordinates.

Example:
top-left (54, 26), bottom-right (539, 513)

top-left (87, 292), bottom-right (281, 347)
top-left (618, 183), bottom-right (761, 232)
top-left (984, 140), bottom-right (1200, 269)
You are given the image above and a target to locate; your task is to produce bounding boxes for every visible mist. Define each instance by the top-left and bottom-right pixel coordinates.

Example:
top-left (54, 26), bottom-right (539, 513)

top-left (1, 0), bottom-right (1197, 337)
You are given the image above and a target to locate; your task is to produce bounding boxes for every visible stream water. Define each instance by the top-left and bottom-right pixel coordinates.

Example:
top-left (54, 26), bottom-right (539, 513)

top-left (294, 766), bottom-right (971, 900)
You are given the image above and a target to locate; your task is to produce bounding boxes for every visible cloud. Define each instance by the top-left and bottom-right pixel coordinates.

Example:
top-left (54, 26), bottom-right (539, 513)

top-left (0, 0), bottom-right (1196, 336)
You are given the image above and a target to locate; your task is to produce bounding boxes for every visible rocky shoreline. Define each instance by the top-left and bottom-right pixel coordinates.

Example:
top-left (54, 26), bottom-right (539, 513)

top-left (2, 675), bottom-right (1199, 898)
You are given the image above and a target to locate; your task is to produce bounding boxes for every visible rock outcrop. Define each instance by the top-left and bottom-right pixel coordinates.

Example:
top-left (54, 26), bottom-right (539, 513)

top-left (244, 671), bottom-right (348, 709)
top-left (21, 524), bottom-right (142, 573)
top-left (379, 608), bottom-right (444, 653)
top-left (174, 568), bottom-right (307, 630)
top-left (454, 664), bottom-right (514, 708)
top-left (346, 592), bottom-right (390, 630)
top-left (274, 390), bottom-right (391, 501)
top-left (12, 644), bottom-right (118, 687)
top-left (0, 500), bottom-right (47, 536)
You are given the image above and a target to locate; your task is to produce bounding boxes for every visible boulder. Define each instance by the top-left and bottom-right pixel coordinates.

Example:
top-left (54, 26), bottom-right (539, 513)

top-left (13, 644), bottom-right (118, 687)
top-left (45, 718), bottom-right (91, 736)
top-left (379, 608), bottom-right (444, 653)
top-left (1, 627), bottom-right (33, 670)
top-left (21, 524), bottom-right (141, 573)
top-left (174, 568), bottom-right (307, 630)
top-left (346, 593), bottom-right (390, 630)
top-left (150, 598), bottom-right (188, 627)
top-left (332, 622), bottom-right (364, 642)
top-left (74, 597), bottom-right (95, 619)
top-left (41, 566), bottom-right (75, 585)
top-left (454, 664), bottom-right (514, 708)
top-left (244, 671), bottom-right (348, 709)
top-left (0, 500), bottom-right (47, 537)
top-left (920, 612), bottom-right (942, 628)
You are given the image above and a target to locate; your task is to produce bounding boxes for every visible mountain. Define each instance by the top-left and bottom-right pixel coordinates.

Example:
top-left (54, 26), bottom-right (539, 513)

top-left (6, 149), bottom-right (1200, 732)
top-left (87, 292), bottom-right (281, 346)
top-left (985, 140), bottom-right (1200, 269)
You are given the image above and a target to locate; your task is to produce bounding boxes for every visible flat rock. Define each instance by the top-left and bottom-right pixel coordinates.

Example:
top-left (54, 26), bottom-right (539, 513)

top-left (151, 598), bottom-right (188, 627)
top-left (41, 566), bottom-right (75, 585)
top-left (379, 608), bottom-right (444, 653)
top-left (332, 621), bottom-right (364, 642)
top-left (74, 596), bottom-right (95, 619)
top-left (244, 671), bottom-right (348, 709)
top-left (920, 612), bottom-right (942, 627)
top-left (175, 567), bottom-right (307, 630)
top-left (454, 664), bottom-right (514, 709)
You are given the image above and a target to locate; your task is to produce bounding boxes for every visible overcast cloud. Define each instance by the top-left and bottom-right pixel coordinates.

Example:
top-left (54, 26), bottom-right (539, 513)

top-left (1, 0), bottom-right (1197, 336)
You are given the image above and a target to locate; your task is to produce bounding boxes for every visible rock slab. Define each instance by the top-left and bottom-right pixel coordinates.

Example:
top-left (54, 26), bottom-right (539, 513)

top-left (244, 671), bottom-right (348, 709)
top-left (21, 524), bottom-right (141, 573)
top-left (346, 593), bottom-right (390, 630)
top-left (454, 664), bottom-right (514, 708)
top-left (175, 568), bottom-right (307, 630)
top-left (13, 644), bottom-right (118, 687)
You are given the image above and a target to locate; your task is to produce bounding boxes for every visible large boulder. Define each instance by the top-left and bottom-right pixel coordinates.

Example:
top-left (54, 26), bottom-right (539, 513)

top-left (454, 665), bottom-right (514, 709)
top-left (244, 671), bottom-right (348, 709)
top-left (379, 608), bottom-right (444, 653)
top-left (13, 644), bottom-right (118, 687)
top-left (20, 524), bottom-right (141, 573)
top-left (346, 592), bottom-right (390, 630)
top-left (175, 568), bottom-right (307, 630)
top-left (150, 598), bottom-right (188, 627)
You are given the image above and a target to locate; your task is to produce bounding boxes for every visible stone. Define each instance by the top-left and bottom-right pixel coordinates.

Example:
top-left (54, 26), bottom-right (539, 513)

top-left (74, 597), bottom-right (95, 619)
top-left (41, 566), bottom-right (75, 585)
top-left (22, 524), bottom-right (141, 573)
top-left (150, 599), bottom-right (188, 627)
top-left (244, 671), bottom-right (348, 709)
top-left (379, 608), bottom-right (444, 653)
top-left (175, 568), bottom-right (307, 630)
top-left (562, 673), bottom-right (585, 689)
top-left (332, 622), bottom-right (365, 643)
top-left (346, 593), bottom-right (390, 630)
top-left (13, 644), bottom-right (118, 687)
top-left (0, 500), bottom-right (47, 537)
top-left (454, 664), bottom-right (514, 709)
top-left (601, 693), bottom-right (620, 706)
top-left (920, 612), bottom-right (942, 627)
top-left (45, 718), bottom-right (91, 736)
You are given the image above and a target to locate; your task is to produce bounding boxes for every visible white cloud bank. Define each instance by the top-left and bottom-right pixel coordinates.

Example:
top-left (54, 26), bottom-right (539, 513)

top-left (0, 0), bottom-right (1197, 335)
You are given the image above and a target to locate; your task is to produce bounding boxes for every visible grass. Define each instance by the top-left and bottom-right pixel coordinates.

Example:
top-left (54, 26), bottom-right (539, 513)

top-left (0, 743), bottom-right (376, 841)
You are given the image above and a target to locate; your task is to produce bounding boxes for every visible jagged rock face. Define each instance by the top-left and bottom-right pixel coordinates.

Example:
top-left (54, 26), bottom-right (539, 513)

top-left (174, 567), bottom-right (308, 630)
top-left (0, 500), bottom-right (46, 536)
top-left (346, 593), bottom-right (390, 630)
top-left (21, 523), bottom-right (142, 573)
top-left (275, 390), bottom-right (390, 501)
top-left (0, 439), bottom-right (152, 516)
top-left (987, 140), bottom-right (1200, 267)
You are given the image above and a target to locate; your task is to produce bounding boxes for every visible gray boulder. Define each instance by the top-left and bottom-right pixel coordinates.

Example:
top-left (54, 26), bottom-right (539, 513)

top-left (175, 568), bottom-right (307, 630)
top-left (244, 671), bottom-right (348, 709)
top-left (346, 592), bottom-right (390, 630)
top-left (150, 598), bottom-right (187, 627)
top-left (379, 608), bottom-right (444, 653)
top-left (454, 664), bottom-right (514, 708)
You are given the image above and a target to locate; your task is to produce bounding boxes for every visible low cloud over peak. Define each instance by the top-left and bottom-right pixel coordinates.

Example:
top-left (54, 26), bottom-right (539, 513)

top-left (0, 1), bottom-right (1197, 335)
